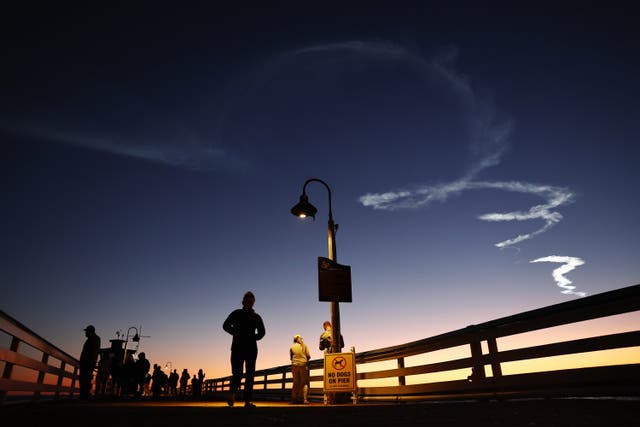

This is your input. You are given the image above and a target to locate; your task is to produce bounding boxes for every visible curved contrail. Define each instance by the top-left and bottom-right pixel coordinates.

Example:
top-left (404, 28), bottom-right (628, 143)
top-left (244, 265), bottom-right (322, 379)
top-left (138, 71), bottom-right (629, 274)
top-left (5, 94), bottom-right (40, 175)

top-left (360, 180), bottom-right (574, 249)
top-left (348, 41), bottom-right (586, 297)
top-left (1, 119), bottom-right (247, 173)
top-left (530, 256), bottom-right (586, 297)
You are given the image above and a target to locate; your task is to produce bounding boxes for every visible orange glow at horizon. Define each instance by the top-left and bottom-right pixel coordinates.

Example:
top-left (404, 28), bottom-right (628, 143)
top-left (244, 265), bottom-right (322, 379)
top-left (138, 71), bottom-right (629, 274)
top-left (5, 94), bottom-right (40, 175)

top-left (3, 308), bottom-right (638, 396)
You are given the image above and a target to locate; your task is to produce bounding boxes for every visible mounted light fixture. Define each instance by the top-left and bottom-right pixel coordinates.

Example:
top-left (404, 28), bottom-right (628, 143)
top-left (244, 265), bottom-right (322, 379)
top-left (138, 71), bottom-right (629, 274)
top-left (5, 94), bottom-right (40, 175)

top-left (290, 193), bottom-right (318, 219)
top-left (290, 178), bottom-right (342, 355)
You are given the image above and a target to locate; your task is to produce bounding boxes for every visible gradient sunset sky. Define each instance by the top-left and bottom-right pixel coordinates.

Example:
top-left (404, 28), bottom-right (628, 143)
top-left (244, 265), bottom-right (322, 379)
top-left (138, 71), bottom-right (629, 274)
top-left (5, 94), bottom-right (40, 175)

top-left (2, 3), bottom-right (639, 379)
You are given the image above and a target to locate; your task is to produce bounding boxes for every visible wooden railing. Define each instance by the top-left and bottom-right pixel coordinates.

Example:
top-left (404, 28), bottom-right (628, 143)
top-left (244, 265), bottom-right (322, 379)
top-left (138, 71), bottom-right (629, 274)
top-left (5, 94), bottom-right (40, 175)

top-left (0, 310), bottom-right (80, 405)
top-left (2, 283), bottom-right (639, 405)
top-left (204, 283), bottom-right (640, 402)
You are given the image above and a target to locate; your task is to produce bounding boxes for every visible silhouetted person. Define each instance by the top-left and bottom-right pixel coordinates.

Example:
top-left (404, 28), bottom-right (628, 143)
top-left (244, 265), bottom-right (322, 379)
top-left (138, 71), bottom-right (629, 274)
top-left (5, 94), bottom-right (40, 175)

top-left (110, 357), bottom-right (124, 396)
top-left (95, 353), bottom-right (111, 396)
top-left (179, 368), bottom-right (190, 398)
top-left (151, 364), bottom-right (167, 400)
top-left (223, 291), bottom-right (266, 407)
top-left (134, 352), bottom-right (151, 397)
top-left (319, 321), bottom-right (344, 353)
top-left (290, 334), bottom-right (310, 404)
top-left (191, 374), bottom-right (202, 400)
top-left (319, 321), bottom-right (347, 404)
top-left (120, 353), bottom-right (136, 397)
top-left (168, 369), bottom-right (179, 397)
top-left (79, 325), bottom-right (101, 400)
top-left (197, 369), bottom-right (205, 398)
top-left (143, 372), bottom-right (152, 396)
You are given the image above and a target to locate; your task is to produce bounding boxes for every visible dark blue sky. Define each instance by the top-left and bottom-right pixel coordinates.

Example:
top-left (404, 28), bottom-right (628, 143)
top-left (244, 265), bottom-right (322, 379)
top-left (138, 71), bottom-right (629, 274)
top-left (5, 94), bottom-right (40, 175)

top-left (2, 3), bottom-right (639, 377)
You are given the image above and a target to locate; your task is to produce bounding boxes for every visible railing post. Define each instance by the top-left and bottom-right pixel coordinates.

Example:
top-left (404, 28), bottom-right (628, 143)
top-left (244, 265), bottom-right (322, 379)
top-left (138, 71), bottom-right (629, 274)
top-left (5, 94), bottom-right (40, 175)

top-left (351, 346), bottom-right (358, 405)
top-left (397, 357), bottom-right (406, 386)
top-left (70, 366), bottom-right (78, 398)
top-left (487, 337), bottom-right (502, 378)
top-left (1, 336), bottom-right (21, 405)
top-left (34, 353), bottom-right (49, 401)
top-left (56, 361), bottom-right (66, 400)
top-left (469, 340), bottom-right (486, 381)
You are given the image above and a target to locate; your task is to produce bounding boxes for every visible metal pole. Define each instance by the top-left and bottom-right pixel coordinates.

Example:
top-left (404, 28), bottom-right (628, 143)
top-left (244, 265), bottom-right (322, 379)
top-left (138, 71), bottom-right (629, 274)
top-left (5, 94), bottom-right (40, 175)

top-left (122, 327), bottom-right (138, 364)
top-left (301, 178), bottom-right (342, 354)
top-left (122, 334), bottom-right (129, 365)
top-left (327, 216), bottom-right (341, 354)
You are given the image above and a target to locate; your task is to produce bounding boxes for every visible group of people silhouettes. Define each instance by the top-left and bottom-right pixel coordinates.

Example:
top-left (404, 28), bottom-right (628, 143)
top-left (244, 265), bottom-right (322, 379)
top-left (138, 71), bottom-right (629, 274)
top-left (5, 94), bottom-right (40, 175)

top-left (79, 325), bottom-right (206, 400)
top-left (81, 290), bottom-right (344, 405)
top-left (223, 291), bottom-right (344, 406)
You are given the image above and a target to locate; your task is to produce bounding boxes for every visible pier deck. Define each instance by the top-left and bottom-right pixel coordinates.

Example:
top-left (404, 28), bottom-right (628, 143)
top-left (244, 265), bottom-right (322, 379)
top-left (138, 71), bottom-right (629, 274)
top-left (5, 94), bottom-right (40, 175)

top-left (3, 398), bottom-right (637, 427)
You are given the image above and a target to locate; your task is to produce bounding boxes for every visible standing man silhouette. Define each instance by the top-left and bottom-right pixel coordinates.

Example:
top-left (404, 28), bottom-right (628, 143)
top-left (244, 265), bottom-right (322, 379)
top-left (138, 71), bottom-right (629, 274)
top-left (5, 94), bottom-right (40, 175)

top-left (79, 325), bottom-right (101, 400)
top-left (134, 352), bottom-right (150, 397)
top-left (223, 291), bottom-right (266, 407)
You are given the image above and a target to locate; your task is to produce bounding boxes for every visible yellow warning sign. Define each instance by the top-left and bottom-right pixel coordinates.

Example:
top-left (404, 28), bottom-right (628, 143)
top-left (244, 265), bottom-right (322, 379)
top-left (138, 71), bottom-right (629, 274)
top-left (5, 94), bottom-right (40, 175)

top-left (324, 352), bottom-right (356, 392)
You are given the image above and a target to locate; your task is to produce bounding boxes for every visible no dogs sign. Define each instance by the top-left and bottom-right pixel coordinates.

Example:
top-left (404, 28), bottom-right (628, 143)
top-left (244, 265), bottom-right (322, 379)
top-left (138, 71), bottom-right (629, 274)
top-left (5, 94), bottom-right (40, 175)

top-left (324, 352), bottom-right (356, 392)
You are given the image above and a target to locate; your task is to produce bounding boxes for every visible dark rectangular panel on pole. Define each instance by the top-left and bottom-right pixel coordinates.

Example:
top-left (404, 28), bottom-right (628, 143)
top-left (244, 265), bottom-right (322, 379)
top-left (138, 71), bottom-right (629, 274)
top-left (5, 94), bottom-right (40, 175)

top-left (318, 257), bottom-right (352, 302)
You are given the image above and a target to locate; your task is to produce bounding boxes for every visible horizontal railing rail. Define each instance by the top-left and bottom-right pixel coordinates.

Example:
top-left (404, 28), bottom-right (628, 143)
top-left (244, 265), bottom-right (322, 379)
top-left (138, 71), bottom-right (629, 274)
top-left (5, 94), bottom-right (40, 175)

top-left (1, 310), bottom-right (80, 405)
top-left (3, 283), bottom-right (639, 405)
top-left (205, 283), bottom-right (640, 402)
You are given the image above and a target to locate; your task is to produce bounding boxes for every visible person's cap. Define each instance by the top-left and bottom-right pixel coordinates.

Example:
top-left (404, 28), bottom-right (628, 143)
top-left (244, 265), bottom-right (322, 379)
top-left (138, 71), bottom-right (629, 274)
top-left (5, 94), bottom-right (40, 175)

top-left (84, 325), bottom-right (95, 332)
top-left (293, 334), bottom-right (302, 340)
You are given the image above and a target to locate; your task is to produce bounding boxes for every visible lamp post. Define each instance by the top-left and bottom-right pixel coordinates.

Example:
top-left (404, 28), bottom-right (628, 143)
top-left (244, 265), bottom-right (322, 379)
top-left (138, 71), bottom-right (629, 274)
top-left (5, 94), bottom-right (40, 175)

top-left (291, 178), bottom-right (341, 353)
top-left (122, 326), bottom-right (140, 364)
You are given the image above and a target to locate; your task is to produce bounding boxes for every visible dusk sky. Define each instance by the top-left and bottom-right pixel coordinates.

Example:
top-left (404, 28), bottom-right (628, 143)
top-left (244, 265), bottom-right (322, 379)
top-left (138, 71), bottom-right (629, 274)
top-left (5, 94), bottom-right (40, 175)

top-left (2, 3), bottom-right (639, 380)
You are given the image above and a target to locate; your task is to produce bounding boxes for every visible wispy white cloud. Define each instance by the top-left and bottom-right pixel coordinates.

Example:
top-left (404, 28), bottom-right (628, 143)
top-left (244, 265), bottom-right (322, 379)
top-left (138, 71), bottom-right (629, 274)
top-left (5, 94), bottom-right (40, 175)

top-left (289, 40), bottom-right (419, 62)
top-left (474, 182), bottom-right (574, 248)
top-left (3, 122), bottom-right (248, 173)
top-left (530, 256), bottom-right (586, 297)
top-left (360, 179), bottom-right (575, 249)
top-left (287, 43), bottom-right (512, 176)
top-left (353, 42), bottom-right (585, 297)
top-left (430, 46), bottom-right (513, 178)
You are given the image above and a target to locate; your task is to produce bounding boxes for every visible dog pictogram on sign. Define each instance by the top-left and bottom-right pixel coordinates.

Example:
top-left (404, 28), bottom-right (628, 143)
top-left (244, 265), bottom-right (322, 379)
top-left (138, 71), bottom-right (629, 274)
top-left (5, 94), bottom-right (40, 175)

top-left (332, 356), bottom-right (346, 370)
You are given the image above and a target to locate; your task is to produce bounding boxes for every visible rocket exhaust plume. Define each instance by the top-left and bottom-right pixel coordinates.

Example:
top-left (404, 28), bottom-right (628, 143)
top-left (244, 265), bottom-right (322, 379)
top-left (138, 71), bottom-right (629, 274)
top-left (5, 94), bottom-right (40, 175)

top-left (530, 256), bottom-right (586, 297)
top-left (349, 42), bottom-right (586, 298)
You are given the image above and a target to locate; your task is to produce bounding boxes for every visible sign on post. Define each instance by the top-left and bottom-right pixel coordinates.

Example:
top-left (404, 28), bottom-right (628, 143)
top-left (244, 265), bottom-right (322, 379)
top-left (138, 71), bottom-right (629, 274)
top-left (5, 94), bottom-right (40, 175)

top-left (324, 352), bottom-right (356, 392)
top-left (318, 257), bottom-right (352, 302)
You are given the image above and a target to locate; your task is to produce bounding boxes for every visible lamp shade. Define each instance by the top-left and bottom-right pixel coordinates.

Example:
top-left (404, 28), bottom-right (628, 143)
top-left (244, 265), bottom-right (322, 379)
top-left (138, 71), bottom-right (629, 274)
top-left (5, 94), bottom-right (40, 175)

top-left (290, 194), bottom-right (317, 219)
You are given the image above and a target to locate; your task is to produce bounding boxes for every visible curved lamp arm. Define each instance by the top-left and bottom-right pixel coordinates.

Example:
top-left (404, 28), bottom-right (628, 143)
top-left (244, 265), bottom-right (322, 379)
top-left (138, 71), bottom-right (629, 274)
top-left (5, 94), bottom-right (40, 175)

top-left (301, 178), bottom-right (333, 223)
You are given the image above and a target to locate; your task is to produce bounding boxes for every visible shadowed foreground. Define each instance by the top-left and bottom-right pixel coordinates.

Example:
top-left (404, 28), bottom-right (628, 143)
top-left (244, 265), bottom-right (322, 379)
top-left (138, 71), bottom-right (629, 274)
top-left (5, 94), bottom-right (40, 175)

top-left (2, 399), bottom-right (637, 427)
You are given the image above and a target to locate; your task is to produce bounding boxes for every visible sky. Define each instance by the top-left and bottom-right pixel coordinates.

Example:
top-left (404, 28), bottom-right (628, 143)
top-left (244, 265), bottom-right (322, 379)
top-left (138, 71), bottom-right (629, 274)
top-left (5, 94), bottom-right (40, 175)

top-left (2, 3), bottom-right (639, 381)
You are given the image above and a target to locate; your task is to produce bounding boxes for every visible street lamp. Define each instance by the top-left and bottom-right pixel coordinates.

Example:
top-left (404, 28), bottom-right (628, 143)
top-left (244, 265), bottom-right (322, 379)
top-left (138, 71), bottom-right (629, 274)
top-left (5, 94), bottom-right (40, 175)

top-left (291, 178), bottom-right (341, 353)
top-left (122, 326), bottom-right (140, 364)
